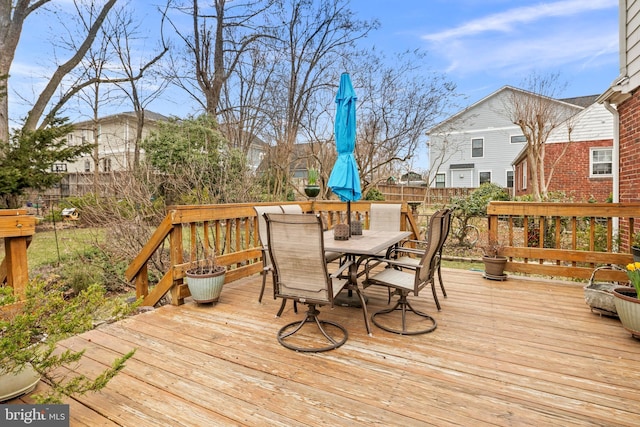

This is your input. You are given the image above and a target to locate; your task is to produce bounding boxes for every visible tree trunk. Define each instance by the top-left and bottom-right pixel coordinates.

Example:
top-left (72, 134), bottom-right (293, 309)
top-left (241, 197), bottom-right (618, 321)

top-left (23, 0), bottom-right (117, 132)
top-left (0, 0), bottom-right (33, 144)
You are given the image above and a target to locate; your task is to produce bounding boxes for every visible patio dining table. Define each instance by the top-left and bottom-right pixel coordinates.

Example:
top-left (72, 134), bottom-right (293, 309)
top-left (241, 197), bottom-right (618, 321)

top-left (323, 229), bottom-right (412, 309)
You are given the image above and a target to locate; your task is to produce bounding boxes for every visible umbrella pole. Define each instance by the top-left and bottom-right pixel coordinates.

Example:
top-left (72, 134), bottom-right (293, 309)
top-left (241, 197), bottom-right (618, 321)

top-left (347, 201), bottom-right (351, 236)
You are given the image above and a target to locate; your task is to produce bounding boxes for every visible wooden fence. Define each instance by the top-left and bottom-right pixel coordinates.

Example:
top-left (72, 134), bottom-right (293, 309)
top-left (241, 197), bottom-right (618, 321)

top-left (376, 184), bottom-right (474, 205)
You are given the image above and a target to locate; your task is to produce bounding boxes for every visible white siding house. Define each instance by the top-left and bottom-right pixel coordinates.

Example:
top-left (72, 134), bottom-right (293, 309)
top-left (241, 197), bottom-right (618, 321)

top-left (427, 86), bottom-right (584, 189)
top-left (65, 111), bottom-right (168, 173)
top-left (547, 102), bottom-right (613, 144)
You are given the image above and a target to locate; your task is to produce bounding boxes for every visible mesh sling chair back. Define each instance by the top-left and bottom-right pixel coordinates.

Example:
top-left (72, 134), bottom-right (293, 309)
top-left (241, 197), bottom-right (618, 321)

top-left (362, 209), bottom-right (446, 335)
top-left (391, 208), bottom-right (453, 310)
top-left (369, 203), bottom-right (402, 232)
top-left (279, 204), bottom-right (303, 213)
top-left (254, 205), bottom-right (285, 305)
top-left (368, 203), bottom-right (404, 260)
top-left (280, 204), bottom-right (343, 263)
top-left (265, 213), bottom-right (352, 352)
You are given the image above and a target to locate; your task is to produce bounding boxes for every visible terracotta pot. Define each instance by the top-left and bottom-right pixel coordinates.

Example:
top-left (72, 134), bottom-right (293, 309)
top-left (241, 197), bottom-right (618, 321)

top-left (483, 256), bottom-right (507, 278)
top-left (613, 287), bottom-right (640, 338)
top-left (186, 267), bottom-right (226, 303)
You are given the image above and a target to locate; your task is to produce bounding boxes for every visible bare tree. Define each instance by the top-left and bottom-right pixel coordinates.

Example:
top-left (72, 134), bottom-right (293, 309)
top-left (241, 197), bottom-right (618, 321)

top-left (218, 45), bottom-right (277, 155)
top-left (424, 119), bottom-right (472, 190)
top-left (260, 0), bottom-right (377, 198)
top-left (502, 73), bottom-right (579, 201)
top-left (1, 0), bottom-right (118, 143)
top-left (107, 4), bottom-right (170, 169)
top-left (353, 50), bottom-right (458, 197)
top-left (166, 0), bottom-right (276, 118)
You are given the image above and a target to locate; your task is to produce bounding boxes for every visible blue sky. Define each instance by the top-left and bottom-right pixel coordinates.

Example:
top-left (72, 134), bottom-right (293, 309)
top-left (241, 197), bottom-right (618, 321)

top-left (351, 0), bottom-right (619, 102)
top-left (8, 0), bottom-right (620, 169)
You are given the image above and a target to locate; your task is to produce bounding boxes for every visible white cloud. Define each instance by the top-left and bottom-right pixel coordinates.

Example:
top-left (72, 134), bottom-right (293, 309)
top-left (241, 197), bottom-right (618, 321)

top-left (436, 30), bottom-right (618, 77)
top-left (422, 0), bottom-right (616, 42)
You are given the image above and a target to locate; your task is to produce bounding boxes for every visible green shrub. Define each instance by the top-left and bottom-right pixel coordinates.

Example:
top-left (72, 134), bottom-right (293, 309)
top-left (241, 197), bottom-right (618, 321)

top-left (1, 278), bottom-right (137, 403)
top-left (450, 183), bottom-right (510, 245)
top-left (364, 188), bottom-right (385, 201)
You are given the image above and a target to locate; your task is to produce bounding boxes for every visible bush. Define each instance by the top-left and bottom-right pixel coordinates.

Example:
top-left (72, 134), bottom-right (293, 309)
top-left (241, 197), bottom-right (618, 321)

top-left (450, 183), bottom-right (510, 245)
top-left (1, 278), bottom-right (137, 403)
top-left (364, 188), bottom-right (385, 201)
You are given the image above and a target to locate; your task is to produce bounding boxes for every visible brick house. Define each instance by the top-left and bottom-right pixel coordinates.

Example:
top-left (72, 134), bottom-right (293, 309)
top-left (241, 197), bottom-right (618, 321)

top-left (512, 102), bottom-right (614, 202)
top-left (597, 0), bottom-right (640, 247)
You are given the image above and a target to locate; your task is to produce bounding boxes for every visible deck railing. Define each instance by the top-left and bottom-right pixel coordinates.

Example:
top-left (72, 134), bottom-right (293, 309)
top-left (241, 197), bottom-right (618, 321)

top-left (487, 202), bottom-right (640, 282)
top-left (1, 209), bottom-right (36, 299)
top-left (126, 201), bottom-right (420, 307)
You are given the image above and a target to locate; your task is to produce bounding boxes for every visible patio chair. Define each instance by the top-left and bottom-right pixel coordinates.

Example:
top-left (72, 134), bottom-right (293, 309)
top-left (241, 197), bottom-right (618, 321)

top-left (369, 203), bottom-right (402, 232)
top-left (265, 213), bottom-right (356, 352)
top-left (362, 209), bottom-right (445, 335)
top-left (280, 204), bottom-right (303, 213)
top-left (254, 205), bottom-right (286, 306)
top-left (280, 204), bottom-right (343, 264)
top-left (389, 208), bottom-right (452, 310)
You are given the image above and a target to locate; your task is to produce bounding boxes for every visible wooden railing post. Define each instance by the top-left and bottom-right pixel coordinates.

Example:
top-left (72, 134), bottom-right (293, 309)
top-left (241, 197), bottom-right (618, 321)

top-left (169, 223), bottom-right (185, 305)
top-left (0, 210), bottom-right (36, 300)
top-left (487, 213), bottom-right (498, 248)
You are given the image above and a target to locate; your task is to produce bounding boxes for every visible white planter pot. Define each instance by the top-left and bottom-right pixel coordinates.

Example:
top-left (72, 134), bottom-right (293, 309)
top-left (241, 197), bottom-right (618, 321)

top-left (186, 267), bottom-right (226, 303)
top-left (0, 363), bottom-right (40, 402)
top-left (613, 287), bottom-right (640, 339)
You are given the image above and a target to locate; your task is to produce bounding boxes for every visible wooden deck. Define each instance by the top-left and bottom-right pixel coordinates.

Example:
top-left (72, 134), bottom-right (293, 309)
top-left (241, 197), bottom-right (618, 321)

top-left (9, 268), bottom-right (640, 426)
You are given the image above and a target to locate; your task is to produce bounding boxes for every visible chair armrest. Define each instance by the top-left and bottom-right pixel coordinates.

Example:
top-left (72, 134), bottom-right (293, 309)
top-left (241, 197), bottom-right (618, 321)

top-left (387, 246), bottom-right (424, 258)
top-left (362, 256), bottom-right (417, 271)
top-left (329, 259), bottom-right (353, 279)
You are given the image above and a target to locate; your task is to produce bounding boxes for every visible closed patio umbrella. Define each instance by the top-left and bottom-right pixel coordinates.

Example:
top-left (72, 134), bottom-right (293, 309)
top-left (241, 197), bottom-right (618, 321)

top-left (328, 72), bottom-right (361, 230)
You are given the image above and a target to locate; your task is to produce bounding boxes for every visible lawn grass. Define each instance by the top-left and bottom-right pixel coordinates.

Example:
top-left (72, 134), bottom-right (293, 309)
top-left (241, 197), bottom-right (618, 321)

top-left (1, 226), bottom-right (105, 270)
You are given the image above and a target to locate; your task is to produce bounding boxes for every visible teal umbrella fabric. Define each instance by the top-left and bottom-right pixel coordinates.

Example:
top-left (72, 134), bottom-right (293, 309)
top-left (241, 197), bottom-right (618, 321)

top-left (328, 73), bottom-right (361, 202)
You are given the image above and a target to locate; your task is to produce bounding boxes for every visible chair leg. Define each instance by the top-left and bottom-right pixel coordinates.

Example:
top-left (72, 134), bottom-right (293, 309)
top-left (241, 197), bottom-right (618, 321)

top-left (258, 270), bottom-right (267, 303)
top-left (437, 262), bottom-right (447, 298)
top-left (275, 298), bottom-right (287, 317)
top-left (431, 280), bottom-right (441, 311)
top-left (352, 286), bottom-right (372, 336)
top-left (277, 304), bottom-right (348, 352)
top-left (371, 292), bottom-right (437, 335)
top-left (275, 299), bottom-right (298, 317)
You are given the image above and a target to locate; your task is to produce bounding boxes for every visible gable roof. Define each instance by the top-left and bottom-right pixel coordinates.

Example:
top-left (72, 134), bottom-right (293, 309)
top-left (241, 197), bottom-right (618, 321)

top-left (428, 85), bottom-right (585, 134)
top-left (73, 111), bottom-right (169, 126)
top-left (560, 95), bottom-right (599, 108)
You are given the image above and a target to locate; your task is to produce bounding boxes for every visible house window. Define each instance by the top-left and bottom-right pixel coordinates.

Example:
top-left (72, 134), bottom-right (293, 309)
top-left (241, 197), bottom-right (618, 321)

top-left (471, 138), bottom-right (484, 158)
top-left (67, 134), bottom-right (74, 145)
top-left (102, 158), bottom-right (112, 172)
top-left (51, 163), bottom-right (67, 173)
top-left (435, 173), bottom-right (445, 188)
top-left (479, 171), bottom-right (491, 185)
top-left (84, 160), bottom-right (91, 172)
top-left (510, 135), bottom-right (526, 143)
top-left (506, 170), bottom-right (514, 188)
top-left (590, 148), bottom-right (612, 176)
top-left (522, 161), bottom-right (527, 190)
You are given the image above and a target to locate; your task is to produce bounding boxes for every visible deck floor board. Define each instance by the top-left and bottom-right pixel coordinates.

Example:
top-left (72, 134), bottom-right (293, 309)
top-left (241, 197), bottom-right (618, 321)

top-left (9, 268), bottom-right (640, 426)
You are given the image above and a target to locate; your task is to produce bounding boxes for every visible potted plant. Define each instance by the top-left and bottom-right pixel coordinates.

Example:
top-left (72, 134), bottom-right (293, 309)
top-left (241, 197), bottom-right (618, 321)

top-left (631, 232), bottom-right (640, 262)
top-left (185, 254), bottom-right (226, 304)
top-left (481, 240), bottom-right (508, 280)
top-left (613, 262), bottom-right (640, 338)
top-left (1, 279), bottom-right (136, 403)
top-left (304, 168), bottom-right (321, 198)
